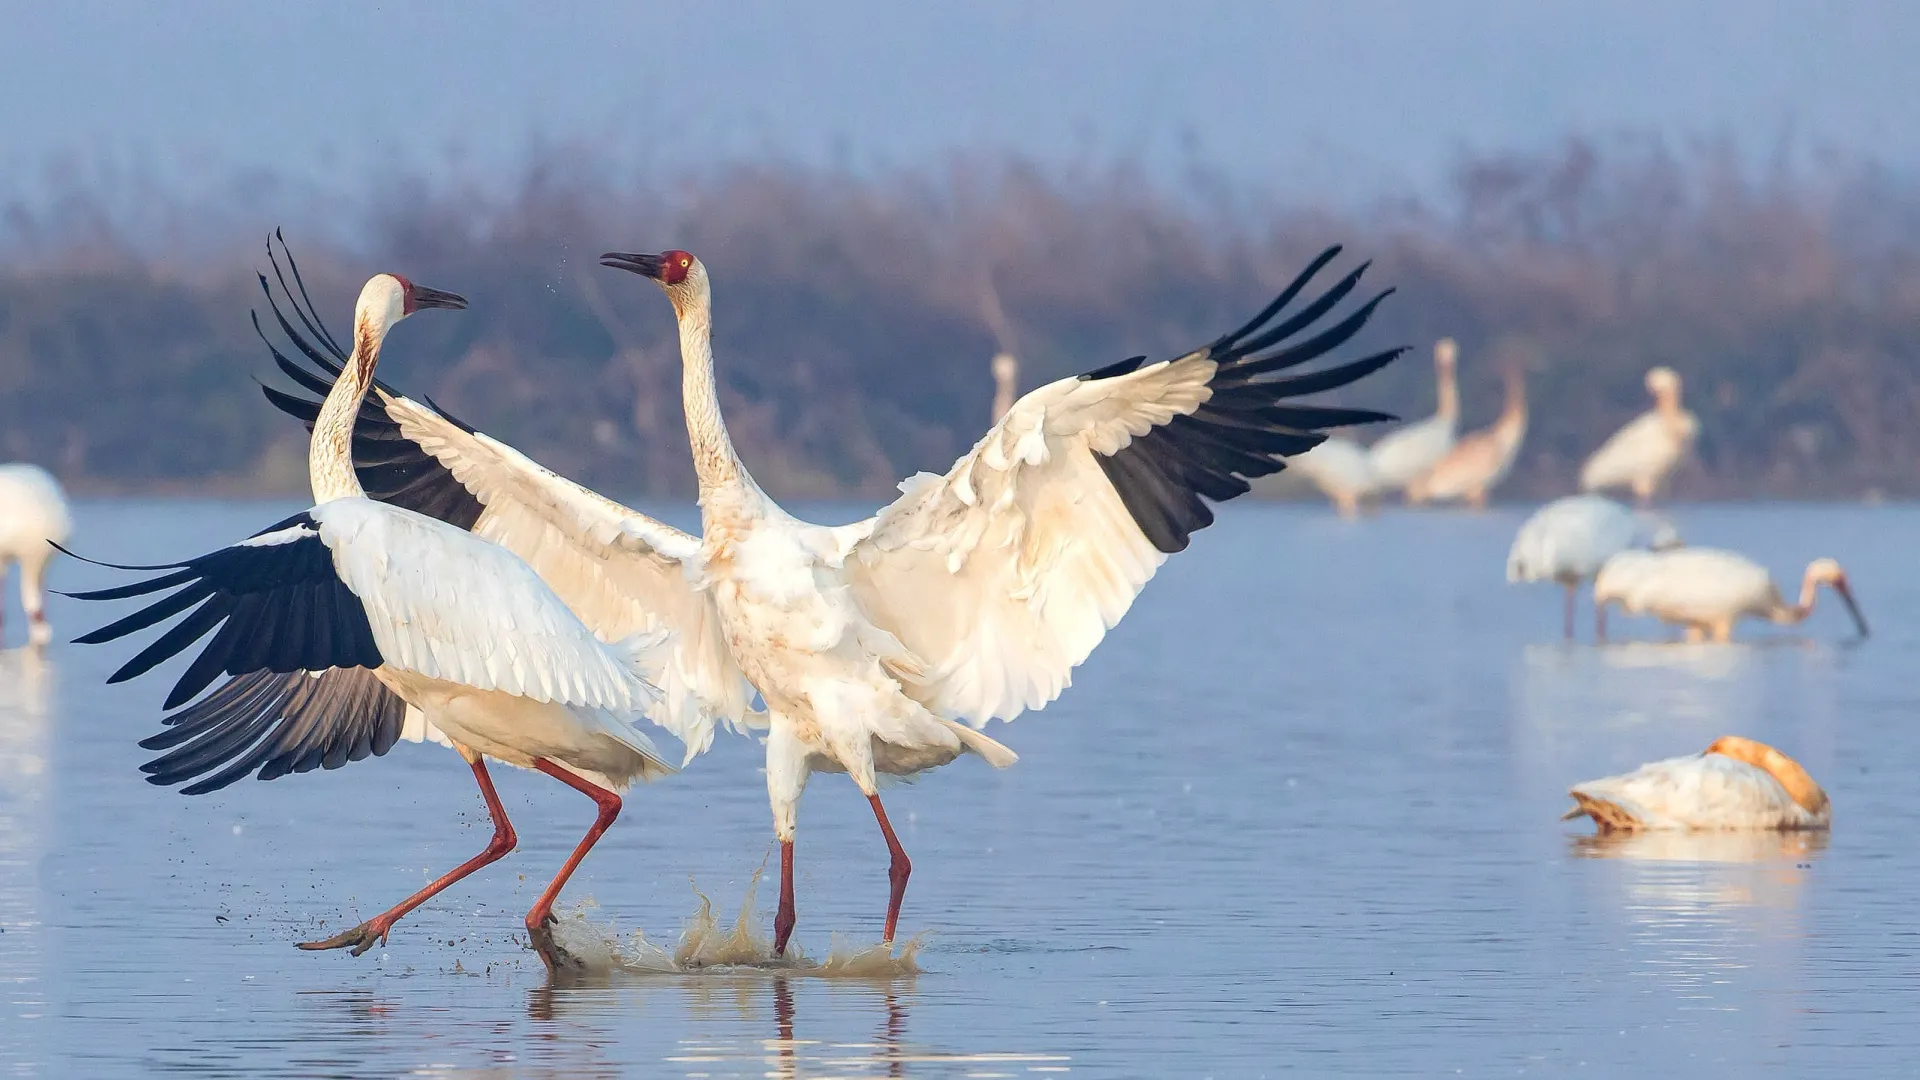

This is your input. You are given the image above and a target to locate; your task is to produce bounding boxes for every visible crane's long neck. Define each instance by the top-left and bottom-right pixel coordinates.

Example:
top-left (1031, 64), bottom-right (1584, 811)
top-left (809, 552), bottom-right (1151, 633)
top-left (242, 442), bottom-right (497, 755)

top-left (309, 321), bottom-right (379, 504)
top-left (676, 297), bottom-right (747, 499)
top-left (992, 373), bottom-right (1017, 424)
top-left (1787, 572), bottom-right (1822, 623)
top-left (1437, 363), bottom-right (1459, 422)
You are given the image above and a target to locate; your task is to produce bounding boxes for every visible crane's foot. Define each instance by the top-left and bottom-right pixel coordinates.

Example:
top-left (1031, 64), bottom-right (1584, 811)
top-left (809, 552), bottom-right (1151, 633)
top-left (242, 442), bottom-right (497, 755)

top-left (296, 916), bottom-right (396, 957)
top-left (525, 913), bottom-right (589, 976)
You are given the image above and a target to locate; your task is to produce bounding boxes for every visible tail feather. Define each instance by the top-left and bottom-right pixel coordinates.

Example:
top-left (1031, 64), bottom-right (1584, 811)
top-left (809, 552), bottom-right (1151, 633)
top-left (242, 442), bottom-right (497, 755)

top-left (938, 718), bottom-right (1018, 769)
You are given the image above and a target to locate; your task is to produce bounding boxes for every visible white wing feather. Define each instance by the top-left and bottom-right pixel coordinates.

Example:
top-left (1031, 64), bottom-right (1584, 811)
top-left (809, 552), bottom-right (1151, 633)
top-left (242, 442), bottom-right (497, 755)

top-left (311, 499), bottom-right (665, 713)
top-left (846, 360), bottom-right (1219, 725)
top-left (379, 396), bottom-right (757, 759)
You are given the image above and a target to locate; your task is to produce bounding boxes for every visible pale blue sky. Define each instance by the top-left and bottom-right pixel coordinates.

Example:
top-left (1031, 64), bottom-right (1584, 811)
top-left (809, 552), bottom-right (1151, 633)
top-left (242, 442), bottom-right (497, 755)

top-left (2, 1), bottom-right (1913, 209)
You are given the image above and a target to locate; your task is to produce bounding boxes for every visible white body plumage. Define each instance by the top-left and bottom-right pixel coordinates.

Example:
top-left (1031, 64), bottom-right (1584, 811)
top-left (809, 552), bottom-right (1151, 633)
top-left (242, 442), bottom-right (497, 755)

top-left (1592, 547), bottom-right (1867, 643)
top-left (1565, 736), bottom-right (1830, 831)
top-left (1579, 367), bottom-right (1698, 504)
top-left (1367, 338), bottom-right (1459, 491)
top-left (0, 464), bottom-right (72, 646)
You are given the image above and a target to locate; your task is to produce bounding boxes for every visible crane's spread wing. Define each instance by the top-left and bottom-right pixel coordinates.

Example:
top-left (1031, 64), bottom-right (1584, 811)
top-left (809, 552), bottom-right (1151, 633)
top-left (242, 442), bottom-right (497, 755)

top-left (846, 246), bottom-right (1401, 725)
top-left (254, 235), bottom-right (752, 758)
top-left (68, 511), bottom-right (387, 707)
top-left (309, 499), bottom-right (667, 714)
top-left (64, 511), bottom-right (408, 793)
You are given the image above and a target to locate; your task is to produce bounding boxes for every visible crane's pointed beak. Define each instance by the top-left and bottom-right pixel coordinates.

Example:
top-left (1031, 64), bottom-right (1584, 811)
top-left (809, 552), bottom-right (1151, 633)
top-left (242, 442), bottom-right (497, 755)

top-left (600, 252), bottom-right (666, 280)
top-left (1832, 578), bottom-right (1869, 639)
top-left (411, 285), bottom-right (468, 311)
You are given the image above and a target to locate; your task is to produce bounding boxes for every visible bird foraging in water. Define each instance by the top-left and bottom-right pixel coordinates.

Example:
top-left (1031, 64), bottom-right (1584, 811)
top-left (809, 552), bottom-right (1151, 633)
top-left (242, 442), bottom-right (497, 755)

top-left (1564, 736), bottom-right (1830, 832)
top-left (66, 267), bottom-right (676, 970)
top-left (1506, 495), bottom-right (1679, 641)
top-left (1579, 366), bottom-right (1698, 505)
top-left (1592, 547), bottom-right (1867, 643)
top-left (0, 464), bottom-right (71, 648)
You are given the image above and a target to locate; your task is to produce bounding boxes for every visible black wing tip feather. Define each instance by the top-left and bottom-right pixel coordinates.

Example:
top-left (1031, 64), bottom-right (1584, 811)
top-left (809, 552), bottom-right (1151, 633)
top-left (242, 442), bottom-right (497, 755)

top-left (137, 667), bottom-right (407, 795)
top-left (1090, 246), bottom-right (1402, 554)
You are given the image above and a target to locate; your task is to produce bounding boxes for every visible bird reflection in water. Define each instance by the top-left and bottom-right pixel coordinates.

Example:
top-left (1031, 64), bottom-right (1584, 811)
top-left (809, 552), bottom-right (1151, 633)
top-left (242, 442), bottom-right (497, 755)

top-left (1572, 827), bottom-right (1825, 1006)
top-left (1572, 828), bottom-right (1829, 866)
top-left (0, 646), bottom-right (52, 1035)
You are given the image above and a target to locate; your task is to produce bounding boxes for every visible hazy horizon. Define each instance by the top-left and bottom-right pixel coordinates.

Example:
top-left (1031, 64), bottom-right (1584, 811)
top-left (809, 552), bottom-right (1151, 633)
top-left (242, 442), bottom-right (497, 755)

top-left (4, 1), bottom-right (1913, 218)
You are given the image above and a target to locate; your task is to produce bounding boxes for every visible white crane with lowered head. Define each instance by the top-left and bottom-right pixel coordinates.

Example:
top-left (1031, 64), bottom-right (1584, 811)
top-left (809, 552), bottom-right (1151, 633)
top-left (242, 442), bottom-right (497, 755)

top-left (67, 268), bottom-right (677, 970)
top-left (1506, 494), bottom-right (1679, 640)
top-left (1592, 547), bottom-right (1867, 644)
top-left (1564, 736), bottom-right (1830, 832)
top-left (0, 464), bottom-right (72, 647)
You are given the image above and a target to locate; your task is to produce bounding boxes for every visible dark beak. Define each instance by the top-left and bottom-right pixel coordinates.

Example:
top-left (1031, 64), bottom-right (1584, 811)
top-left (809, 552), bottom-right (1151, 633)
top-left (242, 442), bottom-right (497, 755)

top-left (600, 252), bottom-right (666, 280)
top-left (412, 285), bottom-right (468, 311)
top-left (1834, 579), bottom-right (1869, 639)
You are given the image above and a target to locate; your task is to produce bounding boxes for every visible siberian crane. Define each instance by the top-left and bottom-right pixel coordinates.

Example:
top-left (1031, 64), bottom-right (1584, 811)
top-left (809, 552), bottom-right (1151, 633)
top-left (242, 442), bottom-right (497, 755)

top-left (68, 269), bottom-right (675, 969)
top-left (262, 242), bottom-right (1402, 955)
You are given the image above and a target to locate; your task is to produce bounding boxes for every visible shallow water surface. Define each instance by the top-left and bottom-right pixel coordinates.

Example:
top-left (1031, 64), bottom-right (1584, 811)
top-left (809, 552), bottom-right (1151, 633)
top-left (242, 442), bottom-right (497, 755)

top-left (3, 499), bottom-right (1916, 1076)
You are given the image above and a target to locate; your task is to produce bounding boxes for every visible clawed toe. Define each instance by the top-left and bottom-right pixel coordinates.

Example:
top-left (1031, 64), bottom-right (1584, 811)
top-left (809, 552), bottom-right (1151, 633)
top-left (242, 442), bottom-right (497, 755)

top-left (296, 919), bottom-right (389, 956)
top-left (526, 915), bottom-right (587, 976)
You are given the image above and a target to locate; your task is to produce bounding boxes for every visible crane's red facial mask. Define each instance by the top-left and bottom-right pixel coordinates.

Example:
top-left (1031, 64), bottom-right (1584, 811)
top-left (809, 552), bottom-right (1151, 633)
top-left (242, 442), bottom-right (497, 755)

top-left (660, 251), bottom-right (693, 286)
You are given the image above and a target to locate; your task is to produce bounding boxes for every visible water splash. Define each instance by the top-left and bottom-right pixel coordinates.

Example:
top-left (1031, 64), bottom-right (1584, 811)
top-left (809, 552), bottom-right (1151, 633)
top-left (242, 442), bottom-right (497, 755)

top-left (539, 864), bottom-right (921, 979)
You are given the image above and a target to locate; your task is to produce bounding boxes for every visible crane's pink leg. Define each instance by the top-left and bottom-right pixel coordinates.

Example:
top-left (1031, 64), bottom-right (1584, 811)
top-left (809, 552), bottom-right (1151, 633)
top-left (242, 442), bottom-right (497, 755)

top-left (524, 759), bottom-right (622, 933)
top-left (299, 758), bottom-right (517, 956)
top-left (1563, 583), bottom-right (1577, 641)
top-left (868, 794), bottom-right (912, 944)
top-left (1596, 601), bottom-right (1608, 643)
top-left (774, 839), bottom-right (798, 956)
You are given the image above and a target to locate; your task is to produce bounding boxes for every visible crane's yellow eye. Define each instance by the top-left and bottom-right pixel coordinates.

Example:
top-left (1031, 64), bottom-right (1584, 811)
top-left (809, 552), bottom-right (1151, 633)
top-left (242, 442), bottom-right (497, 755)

top-left (680, 257), bottom-right (690, 267)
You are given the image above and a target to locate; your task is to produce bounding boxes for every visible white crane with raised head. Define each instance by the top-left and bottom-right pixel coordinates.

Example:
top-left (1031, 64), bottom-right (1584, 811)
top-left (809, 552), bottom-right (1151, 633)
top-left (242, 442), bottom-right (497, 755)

top-left (264, 244), bottom-right (1404, 956)
top-left (67, 270), bottom-right (676, 968)
top-left (990, 352), bottom-right (1020, 424)
top-left (1366, 337), bottom-right (1458, 495)
top-left (0, 465), bottom-right (71, 648)
top-left (1592, 547), bottom-right (1867, 643)
top-left (259, 242), bottom-right (1397, 949)
top-left (1580, 366), bottom-right (1698, 504)
top-left (596, 244), bottom-right (1401, 955)
top-left (1407, 363), bottom-right (1526, 509)
top-left (1564, 736), bottom-right (1830, 832)
top-left (1506, 494), bottom-right (1679, 640)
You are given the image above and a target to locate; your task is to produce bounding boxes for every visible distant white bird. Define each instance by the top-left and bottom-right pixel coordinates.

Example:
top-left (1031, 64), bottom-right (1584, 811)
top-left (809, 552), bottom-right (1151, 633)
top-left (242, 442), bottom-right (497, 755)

top-left (1580, 366), bottom-right (1699, 505)
top-left (68, 271), bottom-right (676, 965)
top-left (990, 352), bottom-right (1019, 424)
top-left (0, 465), bottom-right (72, 648)
top-left (1592, 547), bottom-right (1867, 643)
top-left (1367, 337), bottom-right (1458, 494)
top-left (588, 244), bottom-right (1400, 955)
top-left (1564, 736), bottom-right (1830, 832)
top-left (1288, 436), bottom-right (1379, 519)
top-left (1407, 363), bottom-right (1526, 509)
top-left (1506, 495), bottom-right (1679, 640)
